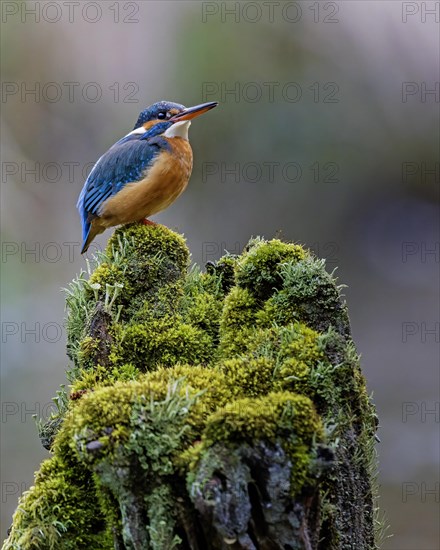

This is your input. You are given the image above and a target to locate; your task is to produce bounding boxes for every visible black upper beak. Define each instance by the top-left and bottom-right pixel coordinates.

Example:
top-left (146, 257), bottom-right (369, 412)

top-left (169, 101), bottom-right (218, 122)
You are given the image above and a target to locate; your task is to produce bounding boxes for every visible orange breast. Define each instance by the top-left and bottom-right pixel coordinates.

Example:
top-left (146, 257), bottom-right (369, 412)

top-left (99, 138), bottom-right (193, 227)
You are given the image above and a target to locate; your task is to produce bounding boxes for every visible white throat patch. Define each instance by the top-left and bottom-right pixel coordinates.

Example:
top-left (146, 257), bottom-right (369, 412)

top-left (163, 120), bottom-right (191, 140)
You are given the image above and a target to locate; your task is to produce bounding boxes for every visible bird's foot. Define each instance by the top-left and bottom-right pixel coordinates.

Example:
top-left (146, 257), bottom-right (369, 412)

top-left (139, 218), bottom-right (157, 226)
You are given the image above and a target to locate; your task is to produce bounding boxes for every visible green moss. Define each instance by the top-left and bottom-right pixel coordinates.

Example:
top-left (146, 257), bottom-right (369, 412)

top-left (65, 225), bottom-right (222, 381)
top-left (111, 317), bottom-right (214, 370)
top-left (279, 257), bottom-right (351, 335)
top-left (59, 365), bottom-right (230, 466)
top-left (109, 362), bottom-right (142, 382)
top-left (189, 292), bottom-right (220, 335)
top-left (5, 228), bottom-right (379, 549)
top-left (221, 287), bottom-right (257, 331)
top-left (203, 391), bottom-right (321, 444)
top-left (131, 282), bottom-right (184, 322)
top-left (235, 238), bottom-right (306, 299)
top-left (57, 383), bottom-right (136, 459)
top-left (107, 223), bottom-right (189, 274)
top-left (220, 357), bottom-right (274, 398)
top-left (77, 336), bottom-right (102, 370)
top-left (70, 362), bottom-right (141, 397)
top-left (218, 287), bottom-right (258, 355)
top-left (273, 323), bottom-right (325, 392)
top-left (70, 365), bottom-right (111, 393)
top-left (256, 291), bottom-right (298, 326)
top-left (199, 391), bottom-right (323, 494)
top-left (206, 252), bottom-right (238, 293)
top-left (145, 365), bottom-right (231, 430)
top-left (65, 224), bottom-right (191, 369)
top-left (220, 319), bottom-right (322, 368)
top-left (3, 456), bottom-right (111, 549)
top-left (102, 225), bottom-right (187, 308)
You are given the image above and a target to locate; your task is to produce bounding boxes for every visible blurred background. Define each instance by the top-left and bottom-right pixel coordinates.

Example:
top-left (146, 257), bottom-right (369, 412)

top-left (1, 1), bottom-right (438, 547)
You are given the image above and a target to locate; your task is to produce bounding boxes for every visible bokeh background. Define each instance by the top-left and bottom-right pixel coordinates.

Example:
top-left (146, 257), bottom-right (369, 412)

top-left (1, 1), bottom-right (439, 547)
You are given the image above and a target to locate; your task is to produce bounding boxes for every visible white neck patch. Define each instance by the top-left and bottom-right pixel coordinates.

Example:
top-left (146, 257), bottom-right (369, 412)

top-left (125, 126), bottom-right (147, 137)
top-left (163, 120), bottom-right (191, 140)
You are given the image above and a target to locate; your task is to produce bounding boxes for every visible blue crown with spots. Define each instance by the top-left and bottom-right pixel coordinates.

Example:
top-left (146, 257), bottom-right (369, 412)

top-left (133, 101), bottom-right (186, 129)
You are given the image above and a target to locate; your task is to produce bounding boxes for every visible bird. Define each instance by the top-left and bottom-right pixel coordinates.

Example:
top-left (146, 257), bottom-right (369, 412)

top-left (77, 100), bottom-right (218, 253)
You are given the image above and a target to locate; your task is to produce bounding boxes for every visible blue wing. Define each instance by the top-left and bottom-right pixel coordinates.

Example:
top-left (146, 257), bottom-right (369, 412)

top-left (77, 130), bottom-right (170, 247)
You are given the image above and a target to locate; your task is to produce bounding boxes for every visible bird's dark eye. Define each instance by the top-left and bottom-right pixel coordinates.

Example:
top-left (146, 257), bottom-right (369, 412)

top-left (157, 112), bottom-right (166, 119)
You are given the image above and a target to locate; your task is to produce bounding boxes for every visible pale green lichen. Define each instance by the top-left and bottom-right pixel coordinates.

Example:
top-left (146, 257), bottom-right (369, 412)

top-left (3, 224), bottom-right (379, 550)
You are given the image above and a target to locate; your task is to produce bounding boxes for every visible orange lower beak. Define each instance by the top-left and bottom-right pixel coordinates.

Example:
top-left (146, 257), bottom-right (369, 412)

top-left (170, 101), bottom-right (218, 122)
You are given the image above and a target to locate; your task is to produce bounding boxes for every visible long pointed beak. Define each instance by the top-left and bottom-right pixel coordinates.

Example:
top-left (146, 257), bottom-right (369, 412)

top-left (170, 101), bottom-right (218, 122)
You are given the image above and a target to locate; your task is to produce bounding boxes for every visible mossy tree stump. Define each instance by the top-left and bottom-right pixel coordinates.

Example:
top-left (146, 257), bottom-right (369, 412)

top-left (3, 225), bottom-right (380, 550)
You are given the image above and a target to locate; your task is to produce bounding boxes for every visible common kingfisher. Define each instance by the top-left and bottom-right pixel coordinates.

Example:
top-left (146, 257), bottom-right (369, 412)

top-left (77, 100), bottom-right (218, 253)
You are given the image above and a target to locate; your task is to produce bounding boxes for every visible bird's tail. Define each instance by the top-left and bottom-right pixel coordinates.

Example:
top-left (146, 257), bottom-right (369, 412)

top-left (81, 228), bottom-right (93, 254)
top-left (81, 220), bottom-right (104, 254)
